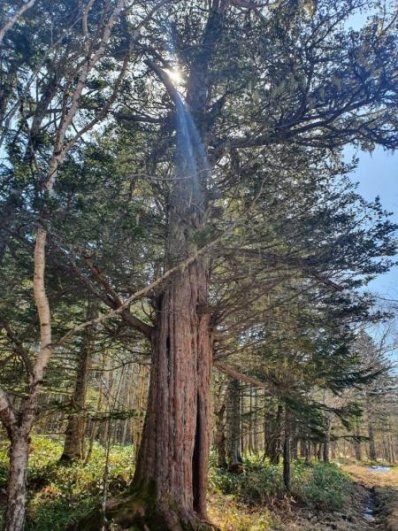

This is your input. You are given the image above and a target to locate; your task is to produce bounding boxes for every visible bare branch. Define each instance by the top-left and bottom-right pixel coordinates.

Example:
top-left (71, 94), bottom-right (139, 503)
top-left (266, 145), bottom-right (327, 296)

top-left (0, 0), bottom-right (37, 46)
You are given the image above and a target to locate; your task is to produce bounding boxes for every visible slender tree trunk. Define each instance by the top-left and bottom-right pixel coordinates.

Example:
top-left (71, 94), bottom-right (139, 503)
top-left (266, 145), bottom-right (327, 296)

top-left (214, 403), bottom-right (227, 468)
top-left (248, 386), bottom-right (254, 453)
top-left (388, 422), bottom-right (395, 464)
top-left (331, 441), bottom-right (337, 460)
top-left (283, 407), bottom-right (291, 491)
top-left (354, 421), bottom-right (362, 461)
top-left (265, 402), bottom-right (282, 465)
top-left (253, 388), bottom-right (259, 454)
top-left (303, 438), bottom-right (310, 463)
top-left (323, 415), bottom-right (331, 463)
top-left (61, 308), bottom-right (95, 461)
top-left (317, 443), bottom-right (322, 461)
top-left (368, 421), bottom-right (377, 461)
top-left (366, 393), bottom-right (377, 462)
top-left (5, 433), bottom-right (30, 531)
top-left (226, 378), bottom-right (242, 468)
top-left (291, 437), bottom-right (298, 461)
top-left (85, 355), bottom-right (106, 465)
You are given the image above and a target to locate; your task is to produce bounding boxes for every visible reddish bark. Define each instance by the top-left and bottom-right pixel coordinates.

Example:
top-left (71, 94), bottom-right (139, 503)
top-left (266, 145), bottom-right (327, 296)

top-left (80, 261), bottom-right (215, 530)
top-left (132, 260), bottom-right (212, 527)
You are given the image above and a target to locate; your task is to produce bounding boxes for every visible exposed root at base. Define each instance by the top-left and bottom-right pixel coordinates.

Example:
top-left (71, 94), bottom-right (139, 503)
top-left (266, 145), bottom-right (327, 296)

top-left (68, 493), bottom-right (220, 531)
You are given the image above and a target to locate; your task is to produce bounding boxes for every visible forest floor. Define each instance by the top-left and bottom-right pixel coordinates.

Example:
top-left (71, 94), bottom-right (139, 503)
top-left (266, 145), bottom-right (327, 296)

top-left (342, 465), bottom-right (398, 531)
top-left (209, 464), bottom-right (398, 531)
top-left (209, 482), bottom-right (375, 530)
top-left (1, 438), bottom-right (398, 530)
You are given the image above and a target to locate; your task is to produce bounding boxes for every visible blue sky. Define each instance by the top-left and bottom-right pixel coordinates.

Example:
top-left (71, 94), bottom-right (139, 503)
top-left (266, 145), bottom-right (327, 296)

top-left (352, 148), bottom-right (398, 302)
top-left (345, 9), bottom-right (398, 306)
top-left (351, 148), bottom-right (398, 363)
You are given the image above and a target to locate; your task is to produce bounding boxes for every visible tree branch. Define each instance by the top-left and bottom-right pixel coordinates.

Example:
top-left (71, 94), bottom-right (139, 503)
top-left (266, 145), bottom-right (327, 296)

top-left (0, 0), bottom-right (37, 46)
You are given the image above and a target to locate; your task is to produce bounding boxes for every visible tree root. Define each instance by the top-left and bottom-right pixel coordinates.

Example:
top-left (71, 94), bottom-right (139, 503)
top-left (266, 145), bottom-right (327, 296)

top-left (68, 491), bottom-right (219, 531)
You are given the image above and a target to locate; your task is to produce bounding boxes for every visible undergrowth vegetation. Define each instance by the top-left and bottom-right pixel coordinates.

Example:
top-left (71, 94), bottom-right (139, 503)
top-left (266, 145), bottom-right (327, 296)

top-left (0, 436), bottom-right (134, 530)
top-left (0, 437), bottom-right (353, 530)
top-left (209, 454), bottom-right (352, 511)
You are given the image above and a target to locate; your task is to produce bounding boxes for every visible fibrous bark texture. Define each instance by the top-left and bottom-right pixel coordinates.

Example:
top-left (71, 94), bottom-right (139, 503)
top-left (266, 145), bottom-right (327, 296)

top-left (80, 262), bottom-right (215, 530)
top-left (132, 261), bottom-right (212, 527)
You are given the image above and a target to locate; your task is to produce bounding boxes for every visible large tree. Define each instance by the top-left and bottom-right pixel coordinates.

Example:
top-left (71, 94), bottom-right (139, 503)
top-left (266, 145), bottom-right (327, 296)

top-left (106, 1), bottom-right (397, 527)
top-left (1, 1), bottom-right (398, 530)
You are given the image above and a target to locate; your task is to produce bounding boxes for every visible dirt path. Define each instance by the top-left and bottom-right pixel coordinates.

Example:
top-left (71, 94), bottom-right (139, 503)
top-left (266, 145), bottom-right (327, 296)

top-left (278, 465), bottom-right (398, 530)
top-left (279, 482), bottom-right (379, 530)
top-left (343, 465), bottom-right (398, 531)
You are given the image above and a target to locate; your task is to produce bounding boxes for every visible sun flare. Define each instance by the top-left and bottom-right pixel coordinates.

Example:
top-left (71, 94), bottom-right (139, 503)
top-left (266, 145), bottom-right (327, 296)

top-left (164, 67), bottom-right (184, 86)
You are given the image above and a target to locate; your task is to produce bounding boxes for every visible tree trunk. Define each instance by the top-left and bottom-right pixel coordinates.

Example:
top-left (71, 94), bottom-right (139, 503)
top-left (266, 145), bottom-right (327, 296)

top-left (331, 441), bottom-right (337, 460)
top-left (60, 311), bottom-right (94, 462)
top-left (4, 433), bottom-right (30, 531)
top-left (264, 402), bottom-right (282, 465)
top-left (368, 420), bottom-right (377, 461)
top-left (226, 378), bottom-right (242, 468)
top-left (354, 421), bottom-right (362, 461)
top-left (253, 388), bottom-right (259, 454)
top-left (303, 438), bottom-right (310, 463)
top-left (77, 6), bottom-right (226, 523)
top-left (135, 262), bottom-right (212, 527)
top-left (323, 415), bottom-right (331, 463)
top-left (283, 407), bottom-right (291, 491)
top-left (317, 443), bottom-right (322, 461)
top-left (86, 261), bottom-right (213, 530)
top-left (214, 403), bottom-right (227, 468)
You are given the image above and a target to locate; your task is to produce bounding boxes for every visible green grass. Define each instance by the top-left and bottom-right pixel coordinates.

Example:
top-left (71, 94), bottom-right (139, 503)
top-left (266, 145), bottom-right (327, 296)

top-left (0, 439), bottom-right (353, 530)
top-left (209, 456), bottom-right (352, 511)
top-left (0, 436), bottom-right (135, 530)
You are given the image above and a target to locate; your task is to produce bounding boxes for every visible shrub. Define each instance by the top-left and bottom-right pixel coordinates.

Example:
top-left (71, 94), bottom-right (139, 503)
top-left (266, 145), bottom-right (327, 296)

top-left (209, 459), bottom-right (352, 511)
top-left (293, 462), bottom-right (352, 510)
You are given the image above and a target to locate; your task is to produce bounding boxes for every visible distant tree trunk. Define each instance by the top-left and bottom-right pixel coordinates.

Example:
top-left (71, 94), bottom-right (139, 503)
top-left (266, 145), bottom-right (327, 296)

top-left (291, 437), bottom-right (298, 461)
top-left (253, 388), bottom-right (259, 454)
top-left (214, 403), bottom-right (227, 468)
top-left (323, 415), bottom-right (331, 463)
top-left (330, 440), bottom-right (336, 459)
top-left (84, 353), bottom-right (106, 465)
top-left (388, 422), bottom-right (395, 464)
top-left (368, 419), bottom-right (377, 461)
top-left (301, 437), bottom-right (310, 463)
top-left (226, 378), bottom-right (242, 468)
top-left (290, 420), bottom-right (298, 461)
top-left (354, 421), bottom-right (362, 461)
top-left (121, 370), bottom-right (132, 445)
top-left (264, 402), bottom-right (282, 464)
top-left (283, 407), bottom-right (291, 491)
top-left (60, 307), bottom-right (95, 462)
top-left (317, 443), bottom-right (322, 461)
top-left (248, 385), bottom-right (254, 453)
top-left (366, 394), bottom-right (377, 461)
